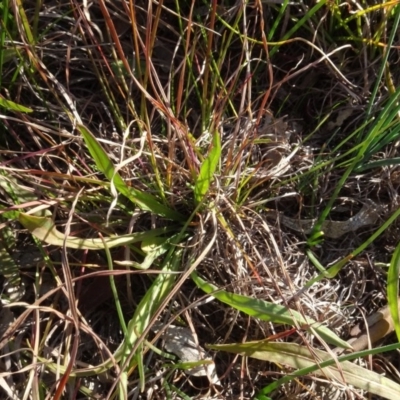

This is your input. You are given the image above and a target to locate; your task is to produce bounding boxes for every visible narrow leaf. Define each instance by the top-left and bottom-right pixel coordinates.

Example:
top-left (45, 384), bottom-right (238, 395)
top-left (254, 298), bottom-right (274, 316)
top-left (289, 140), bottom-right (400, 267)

top-left (194, 130), bottom-right (221, 204)
top-left (388, 242), bottom-right (400, 342)
top-left (77, 125), bottom-right (183, 221)
top-left (191, 271), bottom-right (350, 349)
top-left (0, 97), bottom-right (32, 113)
top-left (208, 341), bottom-right (400, 400)
top-left (115, 237), bottom-right (175, 270)
top-left (138, 237), bottom-right (171, 270)
top-left (19, 213), bottom-right (173, 250)
top-left (119, 248), bottom-right (183, 391)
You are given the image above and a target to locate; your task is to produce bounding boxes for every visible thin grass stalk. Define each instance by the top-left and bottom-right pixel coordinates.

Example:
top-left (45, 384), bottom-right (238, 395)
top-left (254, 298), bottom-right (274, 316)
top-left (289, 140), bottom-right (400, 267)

top-left (387, 242), bottom-right (400, 342)
top-left (200, 1), bottom-right (217, 131)
top-left (100, 234), bottom-right (127, 335)
top-left (0, 0), bottom-right (11, 88)
top-left (306, 206), bottom-right (400, 288)
top-left (364, 4), bottom-right (400, 122)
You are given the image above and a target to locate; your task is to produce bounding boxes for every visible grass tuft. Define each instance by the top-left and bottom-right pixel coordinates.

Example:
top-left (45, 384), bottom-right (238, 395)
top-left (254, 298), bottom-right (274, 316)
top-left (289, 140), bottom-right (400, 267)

top-left (0, 1), bottom-right (400, 399)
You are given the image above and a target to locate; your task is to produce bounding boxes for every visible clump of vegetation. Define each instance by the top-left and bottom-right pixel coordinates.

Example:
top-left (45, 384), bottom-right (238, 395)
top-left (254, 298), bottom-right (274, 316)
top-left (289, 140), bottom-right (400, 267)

top-left (1, 1), bottom-right (400, 399)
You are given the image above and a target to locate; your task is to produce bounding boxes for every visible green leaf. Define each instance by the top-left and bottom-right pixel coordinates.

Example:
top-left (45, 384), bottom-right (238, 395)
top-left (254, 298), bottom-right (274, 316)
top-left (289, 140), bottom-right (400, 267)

top-left (208, 341), bottom-right (400, 400)
top-left (388, 242), bottom-right (400, 342)
top-left (191, 271), bottom-right (351, 349)
top-left (194, 130), bottom-right (221, 204)
top-left (18, 213), bottom-right (174, 250)
top-left (355, 157), bottom-right (400, 172)
top-left (119, 248), bottom-right (183, 392)
top-left (77, 125), bottom-right (184, 221)
top-left (306, 206), bottom-right (400, 288)
top-left (0, 97), bottom-right (32, 113)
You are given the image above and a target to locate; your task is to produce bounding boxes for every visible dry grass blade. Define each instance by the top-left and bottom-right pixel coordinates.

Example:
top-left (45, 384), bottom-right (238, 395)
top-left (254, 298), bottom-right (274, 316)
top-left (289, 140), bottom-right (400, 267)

top-left (208, 341), bottom-right (400, 400)
top-left (1, 1), bottom-right (400, 398)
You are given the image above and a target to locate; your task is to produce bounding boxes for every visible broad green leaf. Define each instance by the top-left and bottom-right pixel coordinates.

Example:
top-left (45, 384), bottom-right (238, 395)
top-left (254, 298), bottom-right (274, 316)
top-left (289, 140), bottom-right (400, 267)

top-left (388, 242), bottom-right (400, 342)
top-left (77, 124), bottom-right (184, 221)
top-left (191, 271), bottom-right (350, 349)
top-left (194, 130), bottom-right (221, 204)
top-left (0, 97), bottom-right (32, 113)
top-left (18, 213), bottom-right (174, 250)
top-left (208, 341), bottom-right (400, 400)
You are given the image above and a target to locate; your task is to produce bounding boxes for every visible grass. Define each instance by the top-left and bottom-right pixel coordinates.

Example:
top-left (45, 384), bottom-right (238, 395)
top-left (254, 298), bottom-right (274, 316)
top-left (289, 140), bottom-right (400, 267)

top-left (1, 0), bottom-right (400, 399)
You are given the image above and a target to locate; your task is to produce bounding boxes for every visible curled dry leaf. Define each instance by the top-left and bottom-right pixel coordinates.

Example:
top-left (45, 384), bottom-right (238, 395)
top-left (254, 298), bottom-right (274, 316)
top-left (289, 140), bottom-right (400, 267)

top-left (152, 322), bottom-right (220, 384)
top-left (265, 199), bottom-right (386, 239)
top-left (336, 299), bottom-right (400, 354)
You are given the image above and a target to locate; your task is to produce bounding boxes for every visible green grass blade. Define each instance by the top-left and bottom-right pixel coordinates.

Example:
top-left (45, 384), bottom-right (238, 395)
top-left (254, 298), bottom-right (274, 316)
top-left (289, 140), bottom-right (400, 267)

top-left (0, 96), bottom-right (32, 112)
top-left (0, 0), bottom-right (10, 88)
top-left (269, 0), bottom-right (327, 57)
top-left (78, 125), bottom-right (184, 221)
top-left (364, 4), bottom-right (400, 120)
top-left (100, 234), bottom-right (127, 335)
top-left (14, 0), bottom-right (35, 44)
top-left (194, 130), bottom-right (221, 204)
top-left (267, 0), bottom-right (291, 42)
top-left (306, 206), bottom-right (400, 287)
top-left (388, 242), bottom-right (400, 342)
top-left (191, 271), bottom-right (350, 349)
top-left (355, 157), bottom-right (400, 173)
top-left (119, 248), bottom-right (183, 390)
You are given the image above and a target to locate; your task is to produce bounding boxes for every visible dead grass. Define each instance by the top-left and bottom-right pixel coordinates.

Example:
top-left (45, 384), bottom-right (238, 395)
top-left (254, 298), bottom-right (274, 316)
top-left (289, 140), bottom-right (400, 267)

top-left (0, 1), bottom-right (400, 399)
